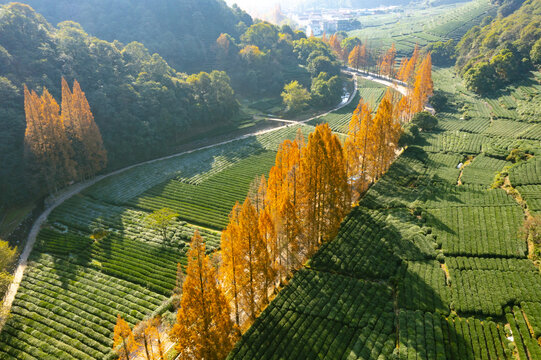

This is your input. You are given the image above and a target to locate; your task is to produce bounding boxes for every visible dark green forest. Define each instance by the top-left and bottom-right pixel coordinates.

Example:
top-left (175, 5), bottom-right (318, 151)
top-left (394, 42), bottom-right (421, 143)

top-left (0, 0), bottom-right (253, 72)
top-left (454, 0), bottom-right (540, 93)
top-left (0, 3), bottom-right (239, 205)
top-left (0, 2), bottom-right (345, 208)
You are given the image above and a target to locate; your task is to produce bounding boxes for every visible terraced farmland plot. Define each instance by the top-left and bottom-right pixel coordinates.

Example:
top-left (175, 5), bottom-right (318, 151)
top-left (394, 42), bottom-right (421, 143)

top-left (516, 185), bottom-right (541, 213)
top-left (130, 150), bottom-right (277, 229)
top-left (397, 261), bottom-right (450, 314)
top-left (486, 98), bottom-right (518, 119)
top-left (309, 208), bottom-right (436, 280)
top-left (397, 310), bottom-right (512, 360)
top-left (0, 254), bottom-right (167, 360)
top-left (521, 302), bottom-right (541, 339)
top-left (485, 120), bottom-right (534, 138)
top-left (419, 132), bottom-right (485, 154)
top-left (509, 158), bottom-right (541, 186)
top-left (519, 123), bottom-right (541, 140)
top-left (446, 256), bottom-right (538, 272)
top-left (483, 137), bottom-right (541, 158)
top-left (35, 229), bottom-right (183, 295)
top-left (507, 307), bottom-right (541, 359)
top-left (425, 205), bottom-right (526, 257)
top-left (82, 138), bottom-right (265, 204)
top-left (423, 152), bottom-right (463, 184)
top-left (421, 184), bottom-right (516, 208)
top-left (461, 154), bottom-right (510, 186)
top-left (46, 195), bottom-right (221, 248)
top-left (450, 269), bottom-right (541, 316)
top-left (437, 116), bottom-right (491, 134)
top-left (227, 269), bottom-right (396, 360)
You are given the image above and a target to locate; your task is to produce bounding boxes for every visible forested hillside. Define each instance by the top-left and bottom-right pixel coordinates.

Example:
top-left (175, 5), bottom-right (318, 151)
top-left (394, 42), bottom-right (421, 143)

top-left (0, 3), bottom-right (238, 206)
top-left (0, 0), bottom-right (253, 72)
top-left (455, 0), bottom-right (540, 93)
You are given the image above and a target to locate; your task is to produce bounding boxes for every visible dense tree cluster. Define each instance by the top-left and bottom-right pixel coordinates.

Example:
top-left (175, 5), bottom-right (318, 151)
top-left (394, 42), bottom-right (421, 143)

top-left (455, 0), bottom-right (540, 93)
top-left (221, 125), bottom-right (350, 331)
top-left (216, 22), bottom-right (343, 106)
top-left (0, 3), bottom-right (238, 206)
top-left (345, 95), bottom-right (402, 197)
top-left (0, 0), bottom-right (252, 72)
top-left (24, 79), bottom-right (107, 193)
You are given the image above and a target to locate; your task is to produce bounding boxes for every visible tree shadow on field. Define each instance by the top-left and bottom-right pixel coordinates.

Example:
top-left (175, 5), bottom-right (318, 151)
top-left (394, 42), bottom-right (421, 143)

top-left (227, 208), bottom-right (471, 359)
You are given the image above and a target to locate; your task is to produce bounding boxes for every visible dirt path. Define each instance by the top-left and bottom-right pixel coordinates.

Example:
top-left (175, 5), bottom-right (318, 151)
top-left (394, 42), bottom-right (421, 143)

top-left (0, 72), bottom-right (363, 332)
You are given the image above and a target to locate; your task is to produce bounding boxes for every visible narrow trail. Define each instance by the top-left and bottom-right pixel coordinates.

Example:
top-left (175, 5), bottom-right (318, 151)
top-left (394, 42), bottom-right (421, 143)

top-left (0, 71), bottom-right (365, 332)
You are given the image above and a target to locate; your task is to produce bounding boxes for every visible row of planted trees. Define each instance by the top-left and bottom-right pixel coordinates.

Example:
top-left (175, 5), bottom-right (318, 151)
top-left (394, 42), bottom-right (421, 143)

top-left (112, 45), bottom-right (433, 360)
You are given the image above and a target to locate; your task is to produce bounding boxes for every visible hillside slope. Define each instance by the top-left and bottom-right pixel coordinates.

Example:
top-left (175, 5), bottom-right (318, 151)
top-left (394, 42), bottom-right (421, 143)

top-left (0, 0), bottom-right (252, 72)
top-left (456, 0), bottom-right (540, 93)
top-left (0, 3), bottom-right (238, 207)
top-left (227, 69), bottom-right (541, 359)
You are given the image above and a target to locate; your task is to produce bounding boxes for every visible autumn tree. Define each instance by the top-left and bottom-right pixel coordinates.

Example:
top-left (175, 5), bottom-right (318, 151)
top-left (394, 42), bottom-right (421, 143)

top-left (24, 79), bottom-right (106, 194)
top-left (113, 315), bottom-right (138, 360)
top-left (400, 44), bottom-right (420, 84)
top-left (372, 97), bottom-right (402, 178)
top-left (144, 208), bottom-right (179, 242)
top-left (379, 44), bottom-right (396, 76)
top-left (300, 123), bottom-right (350, 255)
top-left (61, 78), bottom-right (107, 180)
top-left (220, 203), bottom-right (243, 326)
top-left (24, 85), bottom-right (77, 193)
top-left (345, 99), bottom-right (376, 197)
top-left (171, 231), bottom-right (237, 360)
top-left (348, 45), bottom-right (363, 70)
top-left (174, 262), bottom-right (185, 294)
top-left (411, 53), bottom-right (433, 113)
top-left (329, 33), bottom-right (342, 59)
top-left (134, 319), bottom-right (155, 360)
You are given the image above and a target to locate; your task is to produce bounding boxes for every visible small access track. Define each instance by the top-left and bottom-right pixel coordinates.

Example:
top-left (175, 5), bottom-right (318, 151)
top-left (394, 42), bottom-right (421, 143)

top-left (0, 69), bottom-right (411, 332)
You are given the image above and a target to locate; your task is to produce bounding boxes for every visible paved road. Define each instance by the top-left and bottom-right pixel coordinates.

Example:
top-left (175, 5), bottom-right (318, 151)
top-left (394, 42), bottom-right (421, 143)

top-left (0, 72), bottom-right (363, 332)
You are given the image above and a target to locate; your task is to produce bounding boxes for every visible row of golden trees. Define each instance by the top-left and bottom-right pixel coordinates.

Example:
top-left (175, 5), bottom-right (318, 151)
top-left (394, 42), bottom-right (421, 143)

top-left (24, 78), bottom-right (107, 193)
top-left (111, 44), bottom-right (434, 360)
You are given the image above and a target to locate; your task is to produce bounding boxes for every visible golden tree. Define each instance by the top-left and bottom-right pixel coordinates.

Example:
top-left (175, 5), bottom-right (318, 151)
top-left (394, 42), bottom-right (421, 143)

top-left (329, 33), bottom-right (342, 58)
top-left (171, 231), bottom-right (237, 360)
top-left (411, 53), bottom-right (433, 113)
top-left (61, 78), bottom-right (107, 179)
top-left (24, 85), bottom-right (77, 193)
top-left (237, 197), bottom-right (268, 325)
top-left (220, 203), bottom-right (243, 326)
top-left (345, 99), bottom-right (377, 197)
top-left (300, 124), bottom-right (350, 255)
top-left (113, 315), bottom-right (138, 360)
top-left (348, 45), bottom-right (363, 70)
top-left (371, 97), bottom-right (402, 178)
top-left (258, 207), bottom-right (278, 296)
top-left (379, 44), bottom-right (397, 76)
top-left (400, 44), bottom-right (420, 84)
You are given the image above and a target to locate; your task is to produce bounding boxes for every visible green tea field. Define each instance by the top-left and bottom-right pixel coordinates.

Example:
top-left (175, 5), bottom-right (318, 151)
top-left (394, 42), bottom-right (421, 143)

top-left (227, 68), bottom-right (541, 359)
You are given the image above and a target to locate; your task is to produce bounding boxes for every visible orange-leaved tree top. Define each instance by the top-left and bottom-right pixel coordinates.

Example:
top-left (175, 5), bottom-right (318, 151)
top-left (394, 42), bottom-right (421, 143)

top-left (24, 85), bottom-right (77, 193)
top-left (113, 315), bottom-right (138, 360)
top-left (171, 231), bottom-right (237, 360)
top-left (61, 78), bottom-right (107, 180)
top-left (348, 45), bottom-right (363, 70)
